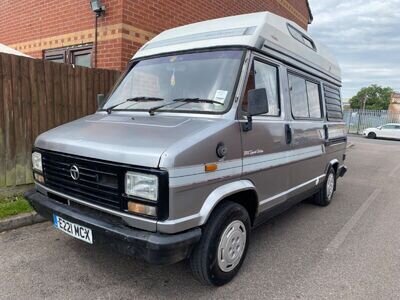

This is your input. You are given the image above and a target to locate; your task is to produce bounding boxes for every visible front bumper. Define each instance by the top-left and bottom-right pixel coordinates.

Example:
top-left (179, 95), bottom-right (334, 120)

top-left (25, 189), bottom-right (201, 265)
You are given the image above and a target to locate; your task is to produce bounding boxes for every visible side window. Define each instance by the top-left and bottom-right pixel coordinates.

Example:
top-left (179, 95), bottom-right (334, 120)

top-left (288, 73), bottom-right (322, 119)
top-left (307, 82), bottom-right (322, 118)
top-left (288, 75), bottom-right (308, 118)
top-left (243, 60), bottom-right (280, 116)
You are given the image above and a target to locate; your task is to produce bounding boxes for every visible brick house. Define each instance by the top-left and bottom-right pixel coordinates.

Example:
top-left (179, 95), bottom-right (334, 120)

top-left (389, 92), bottom-right (400, 114)
top-left (0, 0), bottom-right (312, 71)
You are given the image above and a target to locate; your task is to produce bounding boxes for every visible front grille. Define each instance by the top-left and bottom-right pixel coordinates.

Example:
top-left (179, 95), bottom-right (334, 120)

top-left (42, 151), bottom-right (122, 210)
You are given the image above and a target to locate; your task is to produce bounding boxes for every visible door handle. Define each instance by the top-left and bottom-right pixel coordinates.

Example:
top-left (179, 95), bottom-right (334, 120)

top-left (285, 124), bottom-right (292, 144)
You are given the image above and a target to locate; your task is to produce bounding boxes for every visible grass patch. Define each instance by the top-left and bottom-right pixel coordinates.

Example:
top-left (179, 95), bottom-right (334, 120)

top-left (0, 195), bottom-right (33, 220)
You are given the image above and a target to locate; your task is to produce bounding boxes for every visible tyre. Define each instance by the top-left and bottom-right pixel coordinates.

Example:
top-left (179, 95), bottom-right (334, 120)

top-left (312, 167), bottom-right (336, 206)
top-left (189, 201), bottom-right (251, 286)
top-left (367, 132), bottom-right (376, 139)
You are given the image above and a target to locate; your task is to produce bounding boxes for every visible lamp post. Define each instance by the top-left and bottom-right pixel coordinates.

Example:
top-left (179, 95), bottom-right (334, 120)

top-left (90, 0), bottom-right (106, 68)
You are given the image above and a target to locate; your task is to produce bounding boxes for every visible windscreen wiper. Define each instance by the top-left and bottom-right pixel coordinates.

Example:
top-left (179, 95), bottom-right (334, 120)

top-left (173, 98), bottom-right (224, 105)
top-left (148, 98), bottom-right (223, 116)
top-left (105, 97), bottom-right (164, 114)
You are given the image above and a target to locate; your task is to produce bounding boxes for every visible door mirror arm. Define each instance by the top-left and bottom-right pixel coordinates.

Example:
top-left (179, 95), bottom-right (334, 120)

top-left (242, 115), bottom-right (253, 132)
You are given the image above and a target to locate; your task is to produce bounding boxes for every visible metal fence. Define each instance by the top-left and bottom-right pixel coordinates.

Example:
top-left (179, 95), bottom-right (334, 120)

top-left (344, 109), bottom-right (400, 134)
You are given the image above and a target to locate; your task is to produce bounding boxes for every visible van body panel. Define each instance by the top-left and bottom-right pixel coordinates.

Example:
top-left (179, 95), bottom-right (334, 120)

top-left (34, 113), bottom-right (235, 169)
top-left (161, 119), bottom-right (243, 221)
top-left (240, 118), bottom-right (291, 205)
top-left (157, 180), bottom-right (255, 233)
top-left (288, 121), bottom-right (326, 193)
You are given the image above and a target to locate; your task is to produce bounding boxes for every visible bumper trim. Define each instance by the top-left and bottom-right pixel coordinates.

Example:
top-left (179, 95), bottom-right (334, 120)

top-left (25, 189), bottom-right (201, 265)
top-left (34, 182), bottom-right (157, 232)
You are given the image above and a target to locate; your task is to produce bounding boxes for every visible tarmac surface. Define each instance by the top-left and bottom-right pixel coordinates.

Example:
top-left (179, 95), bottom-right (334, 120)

top-left (1, 136), bottom-right (400, 299)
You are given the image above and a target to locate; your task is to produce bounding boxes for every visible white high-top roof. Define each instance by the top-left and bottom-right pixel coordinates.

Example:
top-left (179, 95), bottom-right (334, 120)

top-left (133, 12), bottom-right (341, 83)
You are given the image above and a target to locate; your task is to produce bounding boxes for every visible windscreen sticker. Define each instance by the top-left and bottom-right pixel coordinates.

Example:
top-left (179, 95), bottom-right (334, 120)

top-left (214, 90), bottom-right (228, 103)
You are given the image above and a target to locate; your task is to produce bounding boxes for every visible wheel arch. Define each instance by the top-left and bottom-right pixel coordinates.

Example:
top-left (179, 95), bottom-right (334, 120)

top-left (326, 159), bottom-right (339, 175)
top-left (199, 180), bottom-right (259, 226)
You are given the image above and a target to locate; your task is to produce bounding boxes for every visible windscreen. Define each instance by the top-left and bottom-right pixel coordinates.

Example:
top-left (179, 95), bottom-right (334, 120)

top-left (103, 50), bottom-right (244, 114)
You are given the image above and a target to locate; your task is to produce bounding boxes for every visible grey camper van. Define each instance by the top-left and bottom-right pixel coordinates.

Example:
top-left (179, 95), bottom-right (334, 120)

top-left (26, 12), bottom-right (347, 286)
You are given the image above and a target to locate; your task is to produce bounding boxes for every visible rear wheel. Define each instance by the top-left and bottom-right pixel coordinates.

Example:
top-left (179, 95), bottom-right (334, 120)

top-left (313, 167), bottom-right (336, 206)
top-left (189, 201), bottom-right (250, 286)
top-left (367, 132), bottom-right (376, 139)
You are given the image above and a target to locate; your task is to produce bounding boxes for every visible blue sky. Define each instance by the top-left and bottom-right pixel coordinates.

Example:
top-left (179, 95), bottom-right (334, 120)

top-left (308, 0), bottom-right (400, 99)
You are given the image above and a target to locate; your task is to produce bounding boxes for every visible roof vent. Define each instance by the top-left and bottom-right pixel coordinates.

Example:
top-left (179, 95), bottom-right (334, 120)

top-left (287, 24), bottom-right (316, 51)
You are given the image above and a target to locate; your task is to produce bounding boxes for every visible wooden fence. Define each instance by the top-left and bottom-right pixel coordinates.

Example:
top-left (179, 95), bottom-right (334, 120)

top-left (0, 52), bottom-right (121, 188)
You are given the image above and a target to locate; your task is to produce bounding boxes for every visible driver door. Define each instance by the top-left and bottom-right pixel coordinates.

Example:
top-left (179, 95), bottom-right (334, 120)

top-left (240, 55), bottom-right (291, 213)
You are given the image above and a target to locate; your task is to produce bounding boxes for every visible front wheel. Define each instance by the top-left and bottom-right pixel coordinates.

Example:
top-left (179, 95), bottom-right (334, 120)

top-left (367, 132), bottom-right (376, 139)
top-left (189, 201), bottom-right (250, 286)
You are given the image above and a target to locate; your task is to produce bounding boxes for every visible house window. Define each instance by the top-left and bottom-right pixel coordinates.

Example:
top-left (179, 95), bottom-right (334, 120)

top-left (43, 45), bottom-right (93, 67)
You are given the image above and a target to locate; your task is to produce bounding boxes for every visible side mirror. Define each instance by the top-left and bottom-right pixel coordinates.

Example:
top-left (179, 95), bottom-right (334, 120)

top-left (377, 126), bottom-right (382, 130)
top-left (97, 94), bottom-right (105, 108)
top-left (243, 88), bottom-right (269, 132)
top-left (248, 88), bottom-right (269, 116)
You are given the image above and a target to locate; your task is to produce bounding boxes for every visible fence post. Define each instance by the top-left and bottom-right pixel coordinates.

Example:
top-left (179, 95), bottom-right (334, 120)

top-left (356, 109), bottom-right (362, 134)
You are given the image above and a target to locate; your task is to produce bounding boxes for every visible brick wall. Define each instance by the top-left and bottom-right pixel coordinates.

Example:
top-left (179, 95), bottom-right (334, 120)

top-left (0, 0), bottom-right (311, 71)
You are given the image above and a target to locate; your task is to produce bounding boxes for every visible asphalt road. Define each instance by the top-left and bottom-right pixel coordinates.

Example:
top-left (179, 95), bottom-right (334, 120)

top-left (1, 136), bottom-right (400, 299)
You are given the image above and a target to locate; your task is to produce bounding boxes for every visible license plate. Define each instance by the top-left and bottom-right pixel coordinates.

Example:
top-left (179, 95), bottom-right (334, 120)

top-left (53, 215), bottom-right (93, 244)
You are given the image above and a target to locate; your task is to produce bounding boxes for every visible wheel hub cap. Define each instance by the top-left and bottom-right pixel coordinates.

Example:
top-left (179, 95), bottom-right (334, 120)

top-left (326, 173), bottom-right (335, 200)
top-left (217, 220), bottom-right (246, 272)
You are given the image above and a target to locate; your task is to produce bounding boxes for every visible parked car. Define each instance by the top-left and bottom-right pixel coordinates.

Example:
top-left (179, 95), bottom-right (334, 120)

top-left (26, 12), bottom-right (347, 286)
top-left (363, 123), bottom-right (400, 140)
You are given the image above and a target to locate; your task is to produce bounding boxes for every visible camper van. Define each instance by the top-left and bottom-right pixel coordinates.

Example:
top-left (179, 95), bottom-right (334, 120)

top-left (26, 12), bottom-right (347, 286)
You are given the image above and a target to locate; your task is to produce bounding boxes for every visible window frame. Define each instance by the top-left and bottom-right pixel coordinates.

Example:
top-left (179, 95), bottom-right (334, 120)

top-left (241, 55), bottom-right (282, 118)
top-left (288, 71), bottom-right (323, 121)
top-left (43, 44), bottom-right (93, 67)
top-left (70, 47), bottom-right (93, 67)
top-left (43, 48), bottom-right (66, 63)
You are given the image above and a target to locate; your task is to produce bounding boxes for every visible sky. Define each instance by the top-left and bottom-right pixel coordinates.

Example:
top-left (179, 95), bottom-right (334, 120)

top-left (308, 0), bottom-right (400, 100)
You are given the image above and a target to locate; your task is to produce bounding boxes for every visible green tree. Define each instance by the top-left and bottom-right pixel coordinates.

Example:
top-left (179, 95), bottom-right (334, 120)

top-left (349, 84), bottom-right (393, 110)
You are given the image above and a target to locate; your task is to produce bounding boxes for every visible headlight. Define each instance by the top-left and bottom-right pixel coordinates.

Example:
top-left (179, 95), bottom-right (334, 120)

top-left (125, 171), bottom-right (158, 201)
top-left (32, 152), bottom-right (43, 172)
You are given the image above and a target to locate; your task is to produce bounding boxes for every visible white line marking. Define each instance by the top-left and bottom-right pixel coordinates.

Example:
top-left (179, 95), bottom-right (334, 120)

top-left (325, 188), bottom-right (382, 254)
top-left (389, 163), bottom-right (400, 178)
